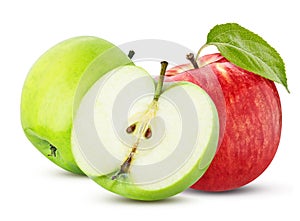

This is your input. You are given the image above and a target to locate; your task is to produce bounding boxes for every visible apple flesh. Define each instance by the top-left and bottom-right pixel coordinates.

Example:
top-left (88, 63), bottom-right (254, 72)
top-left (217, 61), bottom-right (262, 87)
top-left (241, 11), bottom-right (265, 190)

top-left (165, 56), bottom-right (227, 150)
top-left (166, 53), bottom-right (282, 191)
top-left (72, 65), bottom-right (219, 200)
top-left (21, 36), bottom-right (132, 174)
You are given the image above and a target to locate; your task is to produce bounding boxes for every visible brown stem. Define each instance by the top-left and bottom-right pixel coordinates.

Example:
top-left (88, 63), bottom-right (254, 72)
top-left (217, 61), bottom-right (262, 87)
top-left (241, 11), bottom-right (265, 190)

top-left (153, 61), bottom-right (168, 101)
top-left (186, 53), bottom-right (199, 69)
top-left (128, 50), bottom-right (135, 59)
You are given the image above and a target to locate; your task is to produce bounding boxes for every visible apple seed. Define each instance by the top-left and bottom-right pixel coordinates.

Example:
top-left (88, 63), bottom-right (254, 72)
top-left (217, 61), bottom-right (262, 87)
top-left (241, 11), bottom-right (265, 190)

top-left (126, 123), bottom-right (136, 134)
top-left (144, 127), bottom-right (152, 139)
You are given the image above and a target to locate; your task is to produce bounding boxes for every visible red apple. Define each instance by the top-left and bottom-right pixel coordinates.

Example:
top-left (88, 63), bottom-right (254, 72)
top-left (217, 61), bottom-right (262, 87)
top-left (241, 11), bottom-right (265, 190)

top-left (165, 53), bottom-right (282, 192)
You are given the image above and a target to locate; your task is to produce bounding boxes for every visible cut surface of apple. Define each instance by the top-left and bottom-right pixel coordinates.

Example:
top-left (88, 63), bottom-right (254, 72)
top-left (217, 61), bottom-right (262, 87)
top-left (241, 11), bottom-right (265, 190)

top-left (72, 65), bottom-right (219, 201)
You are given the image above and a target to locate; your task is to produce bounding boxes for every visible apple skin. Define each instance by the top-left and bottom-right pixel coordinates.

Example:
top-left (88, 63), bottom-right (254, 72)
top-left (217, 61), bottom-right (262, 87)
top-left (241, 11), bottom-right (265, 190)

top-left (165, 53), bottom-right (282, 191)
top-left (21, 36), bottom-right (132, 174)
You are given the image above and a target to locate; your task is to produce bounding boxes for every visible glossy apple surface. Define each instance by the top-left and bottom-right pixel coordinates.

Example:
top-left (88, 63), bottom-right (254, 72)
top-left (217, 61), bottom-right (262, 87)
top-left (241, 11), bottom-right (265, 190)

top-left (21, 36), bottom-right (131, 174)
top-left (166, 53), bottom-right (282, 191)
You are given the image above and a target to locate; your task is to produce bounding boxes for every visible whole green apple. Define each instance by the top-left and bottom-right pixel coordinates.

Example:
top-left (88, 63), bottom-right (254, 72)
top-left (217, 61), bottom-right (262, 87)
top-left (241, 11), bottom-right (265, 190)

top-left (21, 36), bottom-right (132, 174)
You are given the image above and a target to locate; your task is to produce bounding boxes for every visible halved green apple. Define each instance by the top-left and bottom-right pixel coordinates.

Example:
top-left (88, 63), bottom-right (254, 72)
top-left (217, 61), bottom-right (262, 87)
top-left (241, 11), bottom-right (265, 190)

top-left (72, 64), bottom-right (219, 201)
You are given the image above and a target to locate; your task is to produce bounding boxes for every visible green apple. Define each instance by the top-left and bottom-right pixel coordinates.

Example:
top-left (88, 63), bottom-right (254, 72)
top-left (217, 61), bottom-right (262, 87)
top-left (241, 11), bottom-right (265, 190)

top-left (71, 63), bottom-right (219, 200)
top-left (21, 36), bottom-right (132, 174)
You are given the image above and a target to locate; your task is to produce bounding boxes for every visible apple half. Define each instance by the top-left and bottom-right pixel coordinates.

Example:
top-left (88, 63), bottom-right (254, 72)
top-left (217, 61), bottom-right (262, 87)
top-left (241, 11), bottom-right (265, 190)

top-left (72, 65), bottom-right (219, 201)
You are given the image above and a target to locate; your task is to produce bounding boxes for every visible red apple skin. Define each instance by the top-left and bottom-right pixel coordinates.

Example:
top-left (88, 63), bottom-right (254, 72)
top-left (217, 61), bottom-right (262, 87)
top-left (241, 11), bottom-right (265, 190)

top-left (166, 53), bottom-right (282, 192)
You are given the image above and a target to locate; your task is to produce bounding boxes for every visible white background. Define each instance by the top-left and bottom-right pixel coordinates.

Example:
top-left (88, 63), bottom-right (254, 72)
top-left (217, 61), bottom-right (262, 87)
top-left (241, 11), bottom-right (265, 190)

top-left (1, 0), bottom-right (299, 220)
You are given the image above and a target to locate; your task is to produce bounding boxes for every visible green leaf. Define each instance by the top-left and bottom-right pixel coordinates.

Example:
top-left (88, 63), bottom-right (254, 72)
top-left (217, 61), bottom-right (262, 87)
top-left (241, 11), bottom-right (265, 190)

top-left (204, 23), bottom-right (289, 92)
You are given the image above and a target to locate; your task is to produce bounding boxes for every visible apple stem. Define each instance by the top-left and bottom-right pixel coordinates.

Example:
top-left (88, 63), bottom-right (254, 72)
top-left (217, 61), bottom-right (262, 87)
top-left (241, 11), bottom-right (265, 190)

top-left (47, 144), bottom-right (57, 157)
top-left (128, 50), bottom-right (135, 59)
top-left (186, 53), bottom-right (199, 69)
top-left (154, 61), bottom-right (168, 101)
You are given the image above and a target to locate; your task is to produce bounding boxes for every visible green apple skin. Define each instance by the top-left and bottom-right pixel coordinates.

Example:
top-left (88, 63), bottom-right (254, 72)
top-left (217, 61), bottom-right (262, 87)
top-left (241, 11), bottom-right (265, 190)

top-left (21, 36), bottom-right (132, 174)
top-left (94, 140), bottom-right (218, 201)
top-left (93, 89), bottom-right (219, 201)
